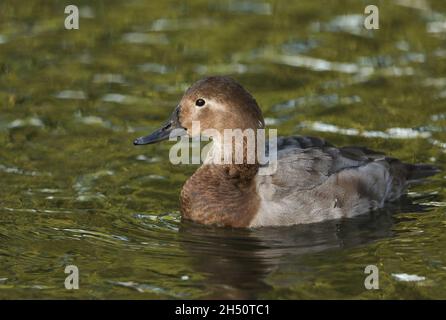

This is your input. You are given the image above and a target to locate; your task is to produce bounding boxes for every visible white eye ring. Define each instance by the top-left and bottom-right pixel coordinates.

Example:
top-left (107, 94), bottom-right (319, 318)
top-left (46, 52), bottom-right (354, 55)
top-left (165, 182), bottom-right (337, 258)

top-left (195, 98), bottom-right (206, 107)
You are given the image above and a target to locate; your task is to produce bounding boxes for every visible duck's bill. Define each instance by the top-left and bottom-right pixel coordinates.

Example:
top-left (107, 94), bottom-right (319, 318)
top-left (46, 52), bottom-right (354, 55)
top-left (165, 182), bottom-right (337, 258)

top-left (133, 106), bottom-right (187, 145)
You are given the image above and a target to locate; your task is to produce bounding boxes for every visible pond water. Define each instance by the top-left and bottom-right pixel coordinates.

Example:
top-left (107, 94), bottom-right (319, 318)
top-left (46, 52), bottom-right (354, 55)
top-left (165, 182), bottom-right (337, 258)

top-left (0, 0), bottom-right (445, 299)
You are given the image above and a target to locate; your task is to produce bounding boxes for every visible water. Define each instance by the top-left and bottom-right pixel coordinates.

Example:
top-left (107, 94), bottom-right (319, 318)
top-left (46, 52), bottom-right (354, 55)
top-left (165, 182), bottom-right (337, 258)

top-left (0, 0), bottom-right (445, 299)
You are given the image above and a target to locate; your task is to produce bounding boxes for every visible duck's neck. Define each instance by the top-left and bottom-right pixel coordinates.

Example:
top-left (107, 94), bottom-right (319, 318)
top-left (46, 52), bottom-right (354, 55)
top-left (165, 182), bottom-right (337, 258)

top-left (180, 162), bottom-right (260, 227)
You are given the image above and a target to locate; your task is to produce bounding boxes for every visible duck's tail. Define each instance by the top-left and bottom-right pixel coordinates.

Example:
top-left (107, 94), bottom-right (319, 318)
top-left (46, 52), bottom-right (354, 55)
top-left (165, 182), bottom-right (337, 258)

top-left (405, 163), bottom-right (441, 183)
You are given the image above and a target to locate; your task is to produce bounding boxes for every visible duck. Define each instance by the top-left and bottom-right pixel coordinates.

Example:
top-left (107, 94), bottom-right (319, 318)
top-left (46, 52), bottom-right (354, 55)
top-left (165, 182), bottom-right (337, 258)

top-left (134, 76), bottom-right (439, 228)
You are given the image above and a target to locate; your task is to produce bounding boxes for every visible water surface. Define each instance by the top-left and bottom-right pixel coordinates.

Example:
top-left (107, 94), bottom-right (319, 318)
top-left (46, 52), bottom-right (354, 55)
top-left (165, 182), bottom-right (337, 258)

top-left (0, 0), bottom-right (445, 299)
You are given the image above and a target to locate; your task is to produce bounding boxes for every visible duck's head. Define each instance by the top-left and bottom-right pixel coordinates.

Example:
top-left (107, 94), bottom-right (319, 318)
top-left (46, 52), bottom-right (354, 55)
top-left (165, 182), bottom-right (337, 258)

top-left (133, 76), bottom-right (265, 145)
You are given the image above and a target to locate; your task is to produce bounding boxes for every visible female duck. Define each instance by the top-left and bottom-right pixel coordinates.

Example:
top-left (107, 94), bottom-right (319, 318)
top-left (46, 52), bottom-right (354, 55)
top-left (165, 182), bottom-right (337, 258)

top-left (134, 76), bottom-right (438, 228)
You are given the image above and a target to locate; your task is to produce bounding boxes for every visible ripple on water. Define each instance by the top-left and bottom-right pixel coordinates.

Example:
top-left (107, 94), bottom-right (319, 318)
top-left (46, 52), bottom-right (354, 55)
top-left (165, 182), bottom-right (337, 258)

top-left (122, 33), bottom-right (169, 45)
top-left (108, 280), bottom-right (185, 297)
top-left (300, 121), bottom-right (432, 139)
top-left (312, 14), bottom-right (371, 37)
top-left (54, 90), bottom-right (87, 100)
top-left (135, 155), bottom-right (160, 163)
top-left (281, 39), bottom-right (319, 55)
top-left (423, 77), bottom-right (446, 88)
top-left (74, 111), bottom-right (129, 132)
top-left (6, 117), bottom-right (44, 129)
top-left (79, 6), bottom-right (95, 19)
top-left (75, 112), bottom-right (111, 127)
top-left (427, 19), bottom-right (446, 35)
top-left (73, 170), bottom-right (114, 201)
top-left (101, 93), bottom-right (142, 105)
top-left (134, 212), bottom-right (180, 231)
top-left (0, 164), bottom-right (47, 177)
top-left (267, 53), bottom-right (361, 74)
top-left (225, 1), bottom-right (272, 15)
top-left (150, 18), bottom-right (215, 31)
top-left (138, 63), bottom-right (171, 74)
top-left (195, 63), bottom-right (252, 75)
top-left (392, 273), bottom-right (426, 282)
top-left (92, 74), bottom-right (126, 84)
top-left (395, 0), bottom-right (431, 11)
top-left (272, 94), bottom-right (361, 112)
top-left (419, 201), bottom-right (446, 207)
top-left (56, 228), bottom-right (129, 244)
top-left (428, 138), bottom-right (446, 152)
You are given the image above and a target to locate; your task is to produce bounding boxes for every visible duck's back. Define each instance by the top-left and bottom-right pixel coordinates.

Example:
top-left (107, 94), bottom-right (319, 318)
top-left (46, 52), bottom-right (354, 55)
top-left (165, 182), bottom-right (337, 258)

top-left (251, 136), bottom-right (438, 227)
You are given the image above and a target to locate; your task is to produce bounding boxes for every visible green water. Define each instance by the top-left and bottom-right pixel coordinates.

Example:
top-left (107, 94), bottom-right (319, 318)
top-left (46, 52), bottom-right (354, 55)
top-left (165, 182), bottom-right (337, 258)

top-left (1, 0), bottom-right (446, 299)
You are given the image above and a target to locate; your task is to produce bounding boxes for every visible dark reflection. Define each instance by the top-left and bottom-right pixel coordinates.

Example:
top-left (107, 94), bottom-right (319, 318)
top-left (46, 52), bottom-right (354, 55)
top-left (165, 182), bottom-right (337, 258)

top-left (178, 196), bottom-right (432, 299)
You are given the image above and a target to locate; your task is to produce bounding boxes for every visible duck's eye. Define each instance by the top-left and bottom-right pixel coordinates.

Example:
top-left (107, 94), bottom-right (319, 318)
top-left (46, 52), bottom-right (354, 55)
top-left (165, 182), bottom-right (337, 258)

top-left (195, 98), bottom-right (206, 107)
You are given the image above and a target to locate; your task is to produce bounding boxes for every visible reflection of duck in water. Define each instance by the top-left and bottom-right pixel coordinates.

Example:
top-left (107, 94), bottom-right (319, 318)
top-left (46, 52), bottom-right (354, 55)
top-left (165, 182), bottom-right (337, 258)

top-left (134, 76), bottom-right (439, 227)
top-left (178, 209), bottom-right (401, 299)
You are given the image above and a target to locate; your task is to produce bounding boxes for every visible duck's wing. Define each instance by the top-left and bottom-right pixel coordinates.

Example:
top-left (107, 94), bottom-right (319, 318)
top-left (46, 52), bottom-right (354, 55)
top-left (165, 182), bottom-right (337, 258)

top-left (270, 145), bottom-right (378, 191)
top-left (254, 136), bottom-right (439, 226)
top-left (268, 136), bottom-right (382, 189)
top-left (276, 135), bottom-right (333, 150)
top-left (276, 135), bottom-right (384, 160)
top-left (264, 136), bottom-right (438, 197)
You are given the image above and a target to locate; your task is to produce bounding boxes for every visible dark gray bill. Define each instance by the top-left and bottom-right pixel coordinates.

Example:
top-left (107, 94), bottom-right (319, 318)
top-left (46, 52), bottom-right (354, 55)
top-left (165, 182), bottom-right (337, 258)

top-left (133, 106), bottom-right (186, 145)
